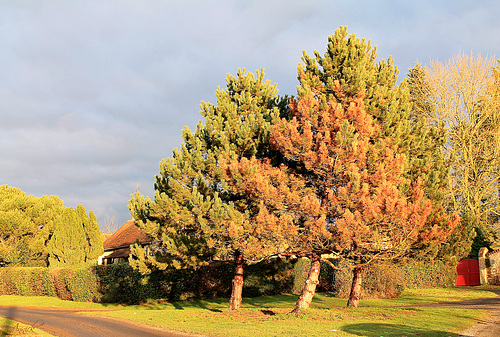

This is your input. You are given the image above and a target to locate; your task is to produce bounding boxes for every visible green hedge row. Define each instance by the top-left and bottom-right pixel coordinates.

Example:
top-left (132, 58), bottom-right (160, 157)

top-left (316, 260), bottom-right (456, 299)
top-left (0, 259), bottom-right (456, 303)
top-left (0, 266), bottom-right (99, 301)
top-left (0, 258), bottom-right (294, 304)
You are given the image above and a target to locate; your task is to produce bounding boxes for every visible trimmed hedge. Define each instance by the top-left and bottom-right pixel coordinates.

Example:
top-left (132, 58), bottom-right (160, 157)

top-left (0, 258), bottom-right (455, 303)
top-left (0, 258), bottom-right (293, 304)
top-left (0, 267), bottom-right (99, 302)
top-left (321, 260), bottom-right (456, 299)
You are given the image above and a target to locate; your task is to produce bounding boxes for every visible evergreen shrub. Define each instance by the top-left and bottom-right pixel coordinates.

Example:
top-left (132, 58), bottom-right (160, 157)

top-left (0, 266), bottom-right (98, 301)
top-left (95, 264), bottom-right (163, 304)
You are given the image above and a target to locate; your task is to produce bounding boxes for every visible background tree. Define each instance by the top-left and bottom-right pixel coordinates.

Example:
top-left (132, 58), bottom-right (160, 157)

top-left (83, 208), bottom-right (105, 263)
top-left (0, 185), bottom-right (103, 267)
top-left (129, 69), bottom-right (285, 310)
top-left (406, 63), bottom-right (454, 259)
top-left (421, 53), bottom-right (500, 257)
top-left (48, 207), bottom-right (87, 267)
top-left (48, 204), bottom-right (103, 266)
top-left (0, 185), bottom-right (63, 266)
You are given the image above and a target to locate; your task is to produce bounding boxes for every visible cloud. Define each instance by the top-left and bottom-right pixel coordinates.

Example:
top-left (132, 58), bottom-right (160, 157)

top-left (1, 0), bottom-right (500, 229)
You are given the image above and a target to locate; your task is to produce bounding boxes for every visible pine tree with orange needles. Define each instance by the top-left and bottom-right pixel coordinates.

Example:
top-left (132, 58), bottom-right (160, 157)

top-left (222, 27), bottom-right (458, 311)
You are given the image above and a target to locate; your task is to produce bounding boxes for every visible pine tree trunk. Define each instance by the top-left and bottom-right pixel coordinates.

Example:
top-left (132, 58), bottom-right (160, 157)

top-left (347, 265), bottom-right (364, 308)
top-left (292, 255), bottom-right (321, 313)
top-left (229, 251), bottom-right (244, 310)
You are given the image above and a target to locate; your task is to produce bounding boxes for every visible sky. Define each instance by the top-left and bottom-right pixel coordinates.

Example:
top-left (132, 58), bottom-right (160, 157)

top-left (2, 0), bottom-right (500, 232)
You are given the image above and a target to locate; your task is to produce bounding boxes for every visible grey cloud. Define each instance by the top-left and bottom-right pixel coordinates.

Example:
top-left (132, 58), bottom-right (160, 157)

top-left (2, 0), bottom-right (500, 228)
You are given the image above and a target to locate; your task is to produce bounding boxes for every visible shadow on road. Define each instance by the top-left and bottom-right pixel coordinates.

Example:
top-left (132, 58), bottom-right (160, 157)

top-left (342, 322), bottom-right (461, 337)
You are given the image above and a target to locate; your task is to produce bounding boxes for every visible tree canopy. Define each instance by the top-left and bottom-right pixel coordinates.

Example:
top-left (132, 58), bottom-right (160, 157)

top-left (223, 27), bottom-right (458, 310)
top-left (130, 27), bottom-right (460, 311)
top-left (0, 185), bottom-right (103, 267)
top-left (414, 54), bottom-right (500, 258)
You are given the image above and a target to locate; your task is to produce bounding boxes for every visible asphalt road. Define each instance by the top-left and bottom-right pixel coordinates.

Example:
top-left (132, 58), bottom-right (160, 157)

top-left (0, 306), bottom-right (197, 337)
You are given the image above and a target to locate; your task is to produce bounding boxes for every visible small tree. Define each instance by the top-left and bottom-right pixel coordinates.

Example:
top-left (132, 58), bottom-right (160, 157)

top-left (47, 205), bottom-right (103, 266)
top-left (79, 206), bottom-right (104, 262)
top-left (48, 207), bottom-right (87, 266)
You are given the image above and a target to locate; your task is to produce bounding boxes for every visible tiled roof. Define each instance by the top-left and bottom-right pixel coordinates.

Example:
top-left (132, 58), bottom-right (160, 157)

top-left (101, 233), bottom-right (112, 243)
top-left (487, 248), bottom-right (500, 257)
top-left (103, 220), bottom-right (151, 250)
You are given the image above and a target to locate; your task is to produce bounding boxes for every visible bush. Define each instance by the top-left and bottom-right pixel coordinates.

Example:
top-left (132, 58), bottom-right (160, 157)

top-left (95, 264), bottom-right (163, 304)
top-left (94, 258), bottom-right (293, 304)
top-left (243, 258), bottom-right (294, 297)
top-left (0, 266), bottom-right (98, 302)
top-left (65, 267), bottom-right (100, 302)
top-left (326, 260), bottom-right (457, 299)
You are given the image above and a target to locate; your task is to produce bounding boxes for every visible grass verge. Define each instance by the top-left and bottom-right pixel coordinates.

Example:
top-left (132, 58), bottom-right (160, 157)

top-left (0, 287), bottom-right (498, 337)
top-left (1, 316), bottom-right (53, 336)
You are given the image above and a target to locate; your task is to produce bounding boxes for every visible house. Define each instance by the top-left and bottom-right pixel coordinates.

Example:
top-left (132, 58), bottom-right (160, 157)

top-left (98, 220), bottom-right (151, 265)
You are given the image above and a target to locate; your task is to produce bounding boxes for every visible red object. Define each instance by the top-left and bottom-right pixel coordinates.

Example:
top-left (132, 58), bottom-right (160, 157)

top-left (455, 258), bottom-right (480, 286)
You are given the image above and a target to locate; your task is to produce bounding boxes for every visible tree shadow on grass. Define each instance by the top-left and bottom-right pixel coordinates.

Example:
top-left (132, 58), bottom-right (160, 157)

top-left (242, 294), bottom-right (298, 308)
top-left (342, 323), bottom-right (460, 337)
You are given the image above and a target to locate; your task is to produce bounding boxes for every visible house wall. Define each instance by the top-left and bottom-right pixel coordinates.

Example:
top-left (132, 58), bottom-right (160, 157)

top-left (482, 248), bottom-right (500, 285)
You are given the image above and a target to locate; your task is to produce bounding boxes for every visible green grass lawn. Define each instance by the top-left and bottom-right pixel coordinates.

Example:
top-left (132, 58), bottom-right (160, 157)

top-left (0, 287), bottom-right (498, 337)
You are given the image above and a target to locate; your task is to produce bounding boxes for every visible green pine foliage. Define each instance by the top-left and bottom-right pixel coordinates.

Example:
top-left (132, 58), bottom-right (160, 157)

top-left (299, 26), bottom-right (411, 144)
top-left (406, 64), bottom-right (454, 259)
top-left (130, 69), bottom-right (283, 265)
top-left (129, 69), bottom-right (284, 309)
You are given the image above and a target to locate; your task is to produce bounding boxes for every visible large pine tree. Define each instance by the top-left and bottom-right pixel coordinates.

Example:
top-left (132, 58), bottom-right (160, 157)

top-left (129, 69), bottom-right (284, 310)
top-left (223, 27), bottom-right (458, 310)
top-left (290, 27), bottom-right (457, 308)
